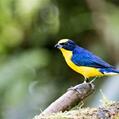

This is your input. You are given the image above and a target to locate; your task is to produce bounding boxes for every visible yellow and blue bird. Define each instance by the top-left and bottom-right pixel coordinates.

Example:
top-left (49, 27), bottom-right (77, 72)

top-left (55, 39), bottom-right (119, 82)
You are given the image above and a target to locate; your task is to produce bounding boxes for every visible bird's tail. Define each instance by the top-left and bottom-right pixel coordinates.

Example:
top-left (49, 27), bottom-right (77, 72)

top-left (100, 68), bottom-right (119, 75)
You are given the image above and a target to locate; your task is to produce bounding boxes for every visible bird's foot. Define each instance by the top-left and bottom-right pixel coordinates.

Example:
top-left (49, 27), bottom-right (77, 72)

top-left (90, 77), bottom-right (98, 83)
top-left (83, 78), bottom-right (89, 83)
top-left (83, 80), bottom-right (87, 83)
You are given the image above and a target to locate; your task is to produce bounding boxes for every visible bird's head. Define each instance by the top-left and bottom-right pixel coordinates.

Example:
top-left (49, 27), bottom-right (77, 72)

top-left (55, 39), bottom-right (76, 51)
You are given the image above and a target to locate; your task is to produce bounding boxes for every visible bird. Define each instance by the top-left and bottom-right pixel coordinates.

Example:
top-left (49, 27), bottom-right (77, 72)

top-left (55, 39), bottom-right (119, 82)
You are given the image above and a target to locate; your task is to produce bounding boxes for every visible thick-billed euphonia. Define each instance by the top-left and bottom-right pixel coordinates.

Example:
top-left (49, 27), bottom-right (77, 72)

top-left (55, 39), bottom-right (119, 82)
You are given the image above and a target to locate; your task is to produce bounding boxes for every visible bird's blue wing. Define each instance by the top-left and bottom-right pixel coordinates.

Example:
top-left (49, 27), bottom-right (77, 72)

top-left (72, 46), bottom-right (113, 68)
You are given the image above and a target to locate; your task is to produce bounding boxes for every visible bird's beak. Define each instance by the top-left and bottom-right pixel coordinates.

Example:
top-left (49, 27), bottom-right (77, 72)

top-left (54, 43), bottom-right (62, 48)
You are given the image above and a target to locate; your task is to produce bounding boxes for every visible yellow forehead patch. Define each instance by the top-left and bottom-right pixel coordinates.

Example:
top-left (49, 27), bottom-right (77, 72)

top-left (58, 39), bottom-right (69, 44)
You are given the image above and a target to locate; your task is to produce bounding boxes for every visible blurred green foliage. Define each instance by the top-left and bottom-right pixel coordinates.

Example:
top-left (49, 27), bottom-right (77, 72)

top-left (0, 0), bottom-right (119, 119)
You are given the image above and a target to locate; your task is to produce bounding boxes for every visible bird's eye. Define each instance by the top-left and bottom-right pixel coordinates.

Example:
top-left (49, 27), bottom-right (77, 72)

top-left (60, 43), bottom-right (65, 45)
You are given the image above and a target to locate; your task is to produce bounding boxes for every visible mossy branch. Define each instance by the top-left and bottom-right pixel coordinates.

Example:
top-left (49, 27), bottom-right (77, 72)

top-left (34, 102), bottom-right (119, 119)
top-left (33, 82), bottom-right (95, 118)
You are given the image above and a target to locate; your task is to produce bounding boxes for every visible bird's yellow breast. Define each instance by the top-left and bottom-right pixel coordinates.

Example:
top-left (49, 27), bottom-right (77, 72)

top-left (60, 48), bottom-right (103, 78)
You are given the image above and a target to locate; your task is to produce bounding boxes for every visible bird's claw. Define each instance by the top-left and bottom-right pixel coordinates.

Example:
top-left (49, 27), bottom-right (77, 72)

top-left (90, 76), bottom-right (98, 83)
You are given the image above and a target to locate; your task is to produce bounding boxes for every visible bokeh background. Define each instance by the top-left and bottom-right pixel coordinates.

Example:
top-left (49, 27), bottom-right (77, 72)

top-left (0, 0), bottom-right (119, 119)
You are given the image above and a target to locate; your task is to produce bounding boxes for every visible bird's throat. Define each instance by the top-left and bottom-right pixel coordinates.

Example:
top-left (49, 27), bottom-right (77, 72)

top-left (60, 48), bottom-right (72, 62)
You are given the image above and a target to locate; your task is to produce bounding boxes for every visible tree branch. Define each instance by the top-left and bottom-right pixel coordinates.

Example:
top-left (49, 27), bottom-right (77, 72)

top-left (33, 82), bottom-right (95, 118)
